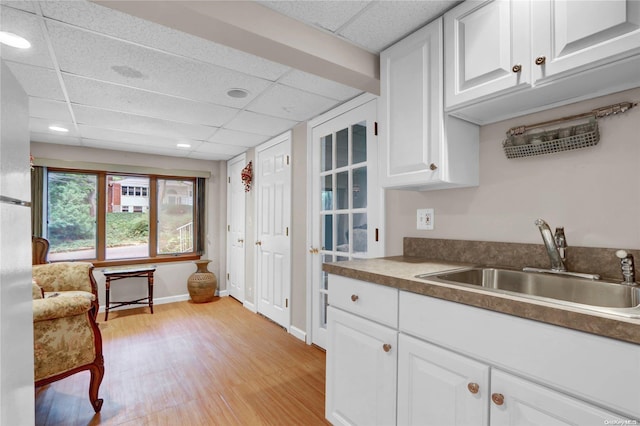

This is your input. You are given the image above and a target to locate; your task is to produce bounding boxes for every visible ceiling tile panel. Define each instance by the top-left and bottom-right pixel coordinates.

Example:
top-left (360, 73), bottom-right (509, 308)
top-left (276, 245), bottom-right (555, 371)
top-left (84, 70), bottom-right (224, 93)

top-left (339, 1), bottom-right (459, 52)
top-left (208, 129), bottom-right (269, 148)
top-left (193, 141), bottom-right (248, 157)
top-left (73, 106), bottom-right (218, 141)
top-left (30, 117), bottom-right (78, 136)
top-left (30, 131), bottom-right (82, 146)
top-left (0, 6), bottom-right (54, 69)
top-left (1, 1), bottom-right (37, 14)
top-left (279, 69), bottom-right (363, 101)
top-left (247, 84), bottom-right (338, 122)
top-left (259, 1), bottom-right (371, 32)
top-left (63, 74), bottom-right (239, 127)
top-left (81, 138), bottom-right (189, 158)
top-left (29, 98), bottom-right (72, 122)
top-left (225, 111), bottom-right (298, 137)
top-left (40, 0), bottom-right (290, 81)
top-left (77, 125), bottom-right (201, 149)
top-left (46, 21), bottom-right (273, 107)
top-left (4, 62), bottom-right (65, 100)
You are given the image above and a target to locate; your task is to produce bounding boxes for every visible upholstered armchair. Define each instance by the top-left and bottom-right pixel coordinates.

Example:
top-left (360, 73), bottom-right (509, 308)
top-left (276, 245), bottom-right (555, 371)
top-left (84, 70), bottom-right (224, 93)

top-left (32, 262), bottom-right (99, 319)
top-left (32, 280), bottom-right (104, 412)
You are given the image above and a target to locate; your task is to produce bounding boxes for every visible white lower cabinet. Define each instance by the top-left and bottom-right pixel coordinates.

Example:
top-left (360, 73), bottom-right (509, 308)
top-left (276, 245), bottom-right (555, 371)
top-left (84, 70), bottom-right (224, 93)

top-left (326, 275), bottom-right (638, 425)
top-left (398, 334), bottom-right (626, 426)
top-left (326, 306), bottom-right (398, 426)
top-left (397, 334), bottom-right (490, 426)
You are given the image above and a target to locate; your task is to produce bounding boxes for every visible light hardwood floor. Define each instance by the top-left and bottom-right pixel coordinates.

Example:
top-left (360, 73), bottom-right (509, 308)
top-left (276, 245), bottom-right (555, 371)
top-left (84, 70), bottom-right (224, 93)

top-left (35, 297), bottom-right (329, 426)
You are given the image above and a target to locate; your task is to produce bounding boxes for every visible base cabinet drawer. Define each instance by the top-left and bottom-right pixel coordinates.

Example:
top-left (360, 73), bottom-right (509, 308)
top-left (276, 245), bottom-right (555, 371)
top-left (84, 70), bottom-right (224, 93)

top-left (326, 306), bottom-right (397, 426)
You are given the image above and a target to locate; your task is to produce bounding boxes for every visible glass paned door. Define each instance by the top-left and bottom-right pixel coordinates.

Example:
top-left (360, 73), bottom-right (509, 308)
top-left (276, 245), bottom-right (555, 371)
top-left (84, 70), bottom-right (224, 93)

top-left (311, 98), bottom-right (381, 349)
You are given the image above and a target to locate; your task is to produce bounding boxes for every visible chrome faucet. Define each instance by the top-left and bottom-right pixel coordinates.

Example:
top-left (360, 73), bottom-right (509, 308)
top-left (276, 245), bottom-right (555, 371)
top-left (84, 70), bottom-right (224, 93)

top-left (523, 219), bottom-right (600, 280)
top-left (535, 219), bottom-right (566, 272)
top-left (615, 250), bottom-right (637, 285)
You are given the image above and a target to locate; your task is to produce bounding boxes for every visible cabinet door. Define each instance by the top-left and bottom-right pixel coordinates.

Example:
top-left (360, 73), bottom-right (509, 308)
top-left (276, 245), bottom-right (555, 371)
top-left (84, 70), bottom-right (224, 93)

top-left (397, 334), bottom-right (490, 426)
top-left (490, 370), bottom-right (629, 426)
top-left (326, 307), bottom-right (397, 426)
top-left (444, 0), bottom-right (530, 109)
top-left (532, 0), bottom-right (640, 83)
top-left (379, 17), bottom-right (443, 188)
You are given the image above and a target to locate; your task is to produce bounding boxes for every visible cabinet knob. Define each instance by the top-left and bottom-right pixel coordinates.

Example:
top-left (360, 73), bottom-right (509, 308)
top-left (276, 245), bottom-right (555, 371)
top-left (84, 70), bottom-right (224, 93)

top-left (238, 238), bottom-right (244, 243)
top-left (491, 393), bottom-right (505, 406)
top-left (255, 241), bottom-right (262, 246)
top-left (350, 294), bottom-right (359, 302)
top-left (512, 64), bottom-right (522, 73)
top-left (467, 383), bottom-right (480, 394)
top-left (429, 163), bottom-right (438, 171)
top-left (535, 56), bottom-right (546, 65)
top-left (382, 343), bottom-right (392, 353)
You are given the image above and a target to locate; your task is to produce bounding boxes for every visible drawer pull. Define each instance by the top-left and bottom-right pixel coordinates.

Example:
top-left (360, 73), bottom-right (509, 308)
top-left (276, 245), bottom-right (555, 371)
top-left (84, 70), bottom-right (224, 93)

top-left (350, 294), bottom-right (359, 302)
top-left (512, 64), bottom-right (522, 73)
top-left (467, 383), bottom-right (479, 394)
top-left (382, 343), bottom-right (392, 353)
top-left (535, 56), bottom-right (546, 65)
top-left (491, 393), bottom-right (504, 406)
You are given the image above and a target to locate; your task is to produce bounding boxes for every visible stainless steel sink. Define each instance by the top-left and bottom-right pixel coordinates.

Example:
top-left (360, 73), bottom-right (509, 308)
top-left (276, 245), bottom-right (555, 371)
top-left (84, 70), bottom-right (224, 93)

top-left (416, 267), bottom-right (640, 317)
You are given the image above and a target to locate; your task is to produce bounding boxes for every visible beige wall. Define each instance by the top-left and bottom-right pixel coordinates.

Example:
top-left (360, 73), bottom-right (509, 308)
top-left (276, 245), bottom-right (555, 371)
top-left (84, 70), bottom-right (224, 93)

top-left (385, 87), bottom-right (640, 256)
top-left (290, 123), bottom-right (308, 332)
top-left (30, 142), bottom-right (225, 308)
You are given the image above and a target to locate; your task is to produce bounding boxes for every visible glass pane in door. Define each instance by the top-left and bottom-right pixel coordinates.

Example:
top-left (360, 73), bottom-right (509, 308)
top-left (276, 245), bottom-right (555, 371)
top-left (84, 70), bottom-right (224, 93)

top-left (322, 214), bottom-right (333, 251)
top-left (352, 167), bottom-right (367, 209)
top-left (336, 171), bottom-right (349, 210)
top-left (321, 134), bottom-right (332, 172)
top-left (336, 213), bottom-right (349, 252)
top-left (322, 175), bottom-right (333, 210)
top-left (352, 122), bottom-right (367, 164)
top-left (336, 128), bottom-right (349, 168)
top-left (353, 213), bottom-right (368, 254)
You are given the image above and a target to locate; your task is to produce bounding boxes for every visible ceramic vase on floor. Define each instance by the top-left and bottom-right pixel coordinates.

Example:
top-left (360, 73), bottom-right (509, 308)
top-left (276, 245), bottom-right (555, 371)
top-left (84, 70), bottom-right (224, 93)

top-left (187, 259), bottom-right (217, 303)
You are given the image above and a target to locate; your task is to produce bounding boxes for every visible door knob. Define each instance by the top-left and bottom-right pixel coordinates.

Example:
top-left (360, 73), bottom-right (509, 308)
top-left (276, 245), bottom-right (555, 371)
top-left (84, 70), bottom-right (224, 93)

top-left (255, 241), bottom-right (262, 246)
top-left (238, 238), bottom-right (244, 243)
top-left (429, 163), bottom-right (438, 171)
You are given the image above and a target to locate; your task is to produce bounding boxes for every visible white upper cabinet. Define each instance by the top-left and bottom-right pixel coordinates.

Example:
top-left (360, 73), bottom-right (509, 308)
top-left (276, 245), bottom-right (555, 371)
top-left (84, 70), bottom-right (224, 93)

top-left (444, 0), bottom-right (640, 124)
top-left (445, 0), bottom-right (531, 108)
top-left (531, 0), bottom-right (640, 83)
top-left (380, 17), bottom-right (479, 190)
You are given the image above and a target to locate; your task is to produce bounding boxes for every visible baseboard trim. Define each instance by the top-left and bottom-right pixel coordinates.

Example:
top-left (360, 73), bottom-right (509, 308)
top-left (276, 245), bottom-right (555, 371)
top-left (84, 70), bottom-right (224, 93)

top-left (289, 326), bottom-right (306, 342)
top-left (217, 289), bottom-right (229, 297)
top-left (98, 294), bottom-right (190, 313)
top-left (243, 301), bottom-right (257, 313)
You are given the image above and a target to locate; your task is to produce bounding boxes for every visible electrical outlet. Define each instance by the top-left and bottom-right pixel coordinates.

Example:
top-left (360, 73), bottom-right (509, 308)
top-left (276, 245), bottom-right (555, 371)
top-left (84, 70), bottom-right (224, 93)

top-left (417, 209), bottom-right (434, 230)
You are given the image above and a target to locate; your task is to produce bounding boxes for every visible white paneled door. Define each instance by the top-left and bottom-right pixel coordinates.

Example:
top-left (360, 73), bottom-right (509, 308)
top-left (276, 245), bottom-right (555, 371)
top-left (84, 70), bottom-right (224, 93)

top-left (227, 154), bottom-right (246, 303)
top-left (255, 133), bottom-right (291, 329)
top-left (310, 98), bottom-right (382, 349)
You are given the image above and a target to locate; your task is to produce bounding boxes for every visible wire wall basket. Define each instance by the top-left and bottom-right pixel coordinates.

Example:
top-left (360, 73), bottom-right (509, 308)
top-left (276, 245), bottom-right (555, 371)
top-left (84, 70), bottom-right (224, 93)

top-left (503, 120), bottom-right (599, 159)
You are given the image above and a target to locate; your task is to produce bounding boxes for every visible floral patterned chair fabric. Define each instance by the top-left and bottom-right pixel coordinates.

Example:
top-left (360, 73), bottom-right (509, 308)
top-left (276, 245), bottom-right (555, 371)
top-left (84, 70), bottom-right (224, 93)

top-left (32, 279), bottom-right (104, 412)
top-left (32, 262), bottom-right (99, 319)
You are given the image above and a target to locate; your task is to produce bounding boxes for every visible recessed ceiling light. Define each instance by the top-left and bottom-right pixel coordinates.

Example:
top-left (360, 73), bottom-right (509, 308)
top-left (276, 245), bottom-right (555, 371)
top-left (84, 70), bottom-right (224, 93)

top-left (227, 88), bottom-right (249, 99)
top-left (177, 143), bottom-right (191, 148)
top-left (0, 31), bottom-right (31, 49)
top-left (48, 126), bottom-right (69, 133)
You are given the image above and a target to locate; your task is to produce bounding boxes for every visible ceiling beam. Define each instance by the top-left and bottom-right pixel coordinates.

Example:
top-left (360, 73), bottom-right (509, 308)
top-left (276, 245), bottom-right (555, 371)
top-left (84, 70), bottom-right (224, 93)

top-left (92, 0), bottom-right (380, 95)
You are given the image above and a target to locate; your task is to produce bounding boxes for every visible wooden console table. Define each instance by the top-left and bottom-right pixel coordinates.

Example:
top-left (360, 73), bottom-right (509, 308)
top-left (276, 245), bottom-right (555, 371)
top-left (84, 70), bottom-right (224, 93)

top-left (102, 265), bottom-right (156, 321)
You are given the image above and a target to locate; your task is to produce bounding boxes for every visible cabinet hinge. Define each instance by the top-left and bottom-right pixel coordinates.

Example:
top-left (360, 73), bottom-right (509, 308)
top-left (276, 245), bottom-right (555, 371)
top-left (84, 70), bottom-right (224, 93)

top-left (374, 122), bottom-right (378, 136)
top-left (228, 177), bottom-right (231, 183)
top-left (286, 155), bottom-right (290, 165)
top-left (285, 298), bottom-right (288, 308)
top-left (285, 227), bottom-right (289, 236)
top-left (375, 228), bottom-right (379, 242)
top-left (227, 273), bottom-right (230, 280)
top-left (227, 225), bottom-right (230, 231)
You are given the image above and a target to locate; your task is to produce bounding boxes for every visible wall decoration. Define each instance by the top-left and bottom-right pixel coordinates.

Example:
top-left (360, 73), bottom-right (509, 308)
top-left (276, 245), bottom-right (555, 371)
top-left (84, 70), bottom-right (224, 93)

top-left (241, 161), bottom-right (253, 192)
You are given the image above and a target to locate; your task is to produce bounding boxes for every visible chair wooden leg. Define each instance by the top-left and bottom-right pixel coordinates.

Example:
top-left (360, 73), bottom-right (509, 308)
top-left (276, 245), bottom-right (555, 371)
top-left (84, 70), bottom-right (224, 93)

top-left (88, 358), bottom-right (104, 413)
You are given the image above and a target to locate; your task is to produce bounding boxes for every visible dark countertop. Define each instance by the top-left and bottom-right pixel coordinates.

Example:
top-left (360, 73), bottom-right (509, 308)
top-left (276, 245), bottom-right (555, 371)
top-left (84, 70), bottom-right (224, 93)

top-left (323, 256), bottom-right (640, 345)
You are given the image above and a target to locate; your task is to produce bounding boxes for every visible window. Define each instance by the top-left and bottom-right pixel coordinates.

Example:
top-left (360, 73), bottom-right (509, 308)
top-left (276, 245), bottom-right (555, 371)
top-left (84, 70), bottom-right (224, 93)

top-left (45, 169), bottom-right (201, 265)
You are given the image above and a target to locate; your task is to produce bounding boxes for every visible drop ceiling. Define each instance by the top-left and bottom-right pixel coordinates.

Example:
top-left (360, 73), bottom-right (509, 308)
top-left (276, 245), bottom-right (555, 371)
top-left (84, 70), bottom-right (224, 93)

top-left (1, 0), bottom-right (459, 161)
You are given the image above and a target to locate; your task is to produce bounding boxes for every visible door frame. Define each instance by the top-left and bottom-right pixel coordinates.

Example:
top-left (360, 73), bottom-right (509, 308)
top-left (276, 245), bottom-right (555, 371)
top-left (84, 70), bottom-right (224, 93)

top-left (305, 92), bottom-right (383, 345)
top-left (226, 153), bottom-right (246, 303)
top-left (254, 131), bottom-right (292, 331)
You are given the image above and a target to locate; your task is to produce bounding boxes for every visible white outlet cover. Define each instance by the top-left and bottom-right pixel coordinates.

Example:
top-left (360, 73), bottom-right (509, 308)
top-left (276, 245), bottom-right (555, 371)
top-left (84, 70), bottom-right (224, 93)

top-left (417, 208), bottom-right (434, 230)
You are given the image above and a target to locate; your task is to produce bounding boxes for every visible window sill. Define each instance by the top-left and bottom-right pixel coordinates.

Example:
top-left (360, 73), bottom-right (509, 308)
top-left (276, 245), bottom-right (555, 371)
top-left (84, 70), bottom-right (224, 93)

top-left (87, 254), bottom-right (201, 268)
